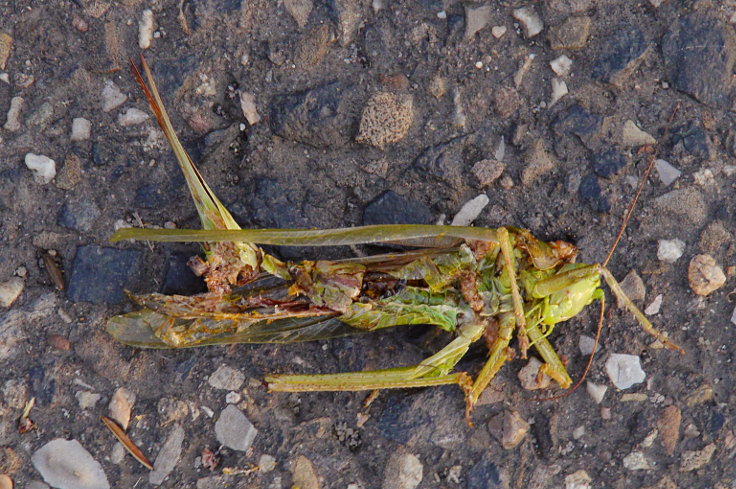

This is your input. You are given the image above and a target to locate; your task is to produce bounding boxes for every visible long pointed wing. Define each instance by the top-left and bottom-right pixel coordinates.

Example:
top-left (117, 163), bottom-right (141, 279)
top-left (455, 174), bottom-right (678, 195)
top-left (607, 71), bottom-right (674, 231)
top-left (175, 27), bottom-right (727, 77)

top-left (111, 224), bottom-right (498, 248)
top-left (106, 310), bottom-right (362, 348)
top-left (131, 57), bottom-right (240, 232)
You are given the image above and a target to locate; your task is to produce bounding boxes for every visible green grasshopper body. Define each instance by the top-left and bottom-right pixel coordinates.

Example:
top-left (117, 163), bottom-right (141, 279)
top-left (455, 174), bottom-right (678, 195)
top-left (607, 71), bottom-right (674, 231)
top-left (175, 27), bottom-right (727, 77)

top-left (108, 59), bottom-right (682, 419)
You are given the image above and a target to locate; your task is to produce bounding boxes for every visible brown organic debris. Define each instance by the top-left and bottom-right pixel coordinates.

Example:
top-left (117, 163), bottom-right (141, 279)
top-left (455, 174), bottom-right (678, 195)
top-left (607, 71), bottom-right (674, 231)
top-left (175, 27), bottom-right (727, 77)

top-left (18, 398), bottom-right (36, 434)
top-left (101, 415), bottom-right (153, 470)
top-left (201, 447), bottom-right (220, 471)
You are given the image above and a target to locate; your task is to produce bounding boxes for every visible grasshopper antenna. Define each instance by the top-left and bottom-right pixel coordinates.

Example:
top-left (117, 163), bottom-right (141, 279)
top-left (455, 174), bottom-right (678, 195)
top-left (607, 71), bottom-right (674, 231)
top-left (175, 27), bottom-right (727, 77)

top-left (539, 103), bottom-right (682, 402)
top-left (602, 155), bottom-right (657, 268)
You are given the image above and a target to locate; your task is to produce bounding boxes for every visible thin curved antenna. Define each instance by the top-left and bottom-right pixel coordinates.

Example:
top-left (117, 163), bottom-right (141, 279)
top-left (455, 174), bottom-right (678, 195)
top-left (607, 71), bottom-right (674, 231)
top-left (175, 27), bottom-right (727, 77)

top-left (603, 102), bottom-right (680, 267)
top-left (602, 156), bottom-right (656, 267)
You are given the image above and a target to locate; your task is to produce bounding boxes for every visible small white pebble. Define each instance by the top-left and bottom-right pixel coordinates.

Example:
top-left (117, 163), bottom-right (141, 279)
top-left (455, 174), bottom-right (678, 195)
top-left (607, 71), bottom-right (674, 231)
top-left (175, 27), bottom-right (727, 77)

top-left (259, 454), bottom-right (277, 473)
top-left (622, 120), bottom-right (656, 147)
top-left (225, 391), bottom-right (241, 404)
top-left (239, 92), bottom-right (261, 125)
top-left (623, 451), bottom-right (652, 471)
top-left (654, 159), bottom-right (681, 186)
top-left (549, 78), bottom-right (568, 107)
top-left (201, 405), bottom-right (214, 418)
top-left (451, 194), bottom-right (490, 226)
top-left (3, 96), bottom-right (23, 131)
top-left (578, 335), bottom-right (600, 356)
top-left (138, 9), bottom-right (154, 50)
top-left (586, 381), bottom-right (607, 404)
top-left (572, 426), bottom-right (585, 440)
top-left (102, 80), bottom-right (127, 112)
top-left (491, 25), bottom-right (507, 38)
top-left (550, 55), bottom-right (573, 77)
top-left (0, 277), bottom-right (24, 308)
top-left (118, 108), bottom-right (150, 127)
top-left (70, 117), bottom-right (91, 141)
top-left (657, 238), bottom-right (685, 263)
top-left (606, 353), bottom-right (646, 389)
top-left (436, 10), bottom-right (447, 19)
top-left (0, 73), bottom-right (9, 83)
top-left (494, 137), bottom-right (506, 161)
top-left (24, 153), bottom-right (56, 184)
top-left (512, 7), bottom-right (544, 38)
top-left (644, 294), bottom-right (663, 315)
top-left (474, 61), bottom-right (483, 69)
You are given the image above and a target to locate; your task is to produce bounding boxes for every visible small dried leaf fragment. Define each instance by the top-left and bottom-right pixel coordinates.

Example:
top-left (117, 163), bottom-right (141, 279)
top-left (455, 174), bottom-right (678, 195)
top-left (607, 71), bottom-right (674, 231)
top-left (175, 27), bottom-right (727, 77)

top-left (100, 416), bottom-right (153, 470)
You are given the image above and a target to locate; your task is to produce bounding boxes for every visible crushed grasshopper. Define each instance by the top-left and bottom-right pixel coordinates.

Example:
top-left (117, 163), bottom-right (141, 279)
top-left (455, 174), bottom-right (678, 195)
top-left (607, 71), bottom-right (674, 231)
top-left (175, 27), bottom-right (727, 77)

top-left (107, 57), bottom-right (683, 422)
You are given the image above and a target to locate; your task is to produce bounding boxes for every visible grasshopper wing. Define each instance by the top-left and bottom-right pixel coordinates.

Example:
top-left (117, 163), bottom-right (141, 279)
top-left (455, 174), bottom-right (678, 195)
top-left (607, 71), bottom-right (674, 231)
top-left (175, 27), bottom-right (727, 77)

top-left (107, 310), bottom-right (362, 348)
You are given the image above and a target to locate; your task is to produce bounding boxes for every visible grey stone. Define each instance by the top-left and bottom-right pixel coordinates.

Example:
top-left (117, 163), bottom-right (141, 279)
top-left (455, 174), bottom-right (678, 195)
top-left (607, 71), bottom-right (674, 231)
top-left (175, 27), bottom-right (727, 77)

top-left (57, 200), bottom-right (101, 232)
top-left (1, 293), bottom-right (55, 360)
top-left (621, 120), bottom-right (656, 147)
top-left (548, 16), bottom-right (591, 50)
top-left (553, 104), bottom-right (602, 139)
top-left (149, 425), bottom-right (185, 485)
top-left (208, 365), bottom-right (245, 391)
top-left (215, 404), bottom-right (257, 451)
top-left (521, 139), bottom-right (555, 186)
top-left (270, 82), bottom-right (358, 148)
top-left (451, 194), bottom-right (489, 226)
top-left (592, 149), bottom-right (627, 178)
top-left (363, 191), bottom-right (433, 226)
top-left (381, 452), bottom-right (423, 489)
top-left (663, 12), bottom-right (736, 108)
top-left (464, 4), bottom-right (492, 40)
top-left (591, 26), bottom-right (648, 85)
top-left (671, 121), bottom-right (713, 159)
top-left (329, 0), bottom-right (363, 46)
top-left (413, 136), bottom-right (473, 188)
top-left (67, 246), bottom-right (141, 304)
top-left (466, 457), bottom-right (501, 489)
top-left (654, 188), bottom-right (707, 224)
top-left (284, 0), bottom-right (313, 28)
top-left (32, 439), bottom-right (110, 489)
top-left (578, 173), bottom-right (610, 213)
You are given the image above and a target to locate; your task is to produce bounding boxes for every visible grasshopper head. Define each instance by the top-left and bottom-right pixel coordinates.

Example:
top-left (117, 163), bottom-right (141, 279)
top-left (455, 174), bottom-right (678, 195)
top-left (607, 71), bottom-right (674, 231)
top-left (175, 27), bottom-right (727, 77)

top-left (530, 263), bottom-right (602, 327)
